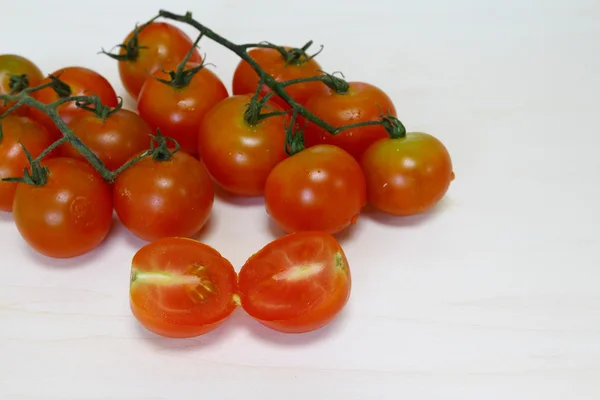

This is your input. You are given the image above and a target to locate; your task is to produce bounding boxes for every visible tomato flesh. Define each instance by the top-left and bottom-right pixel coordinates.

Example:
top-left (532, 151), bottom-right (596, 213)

top-left (130, 237), bottom-right (239, 338)
top-left (239, 231), bottom-right (351, 333)
top-left (0, 54), bottom-right (44, 117)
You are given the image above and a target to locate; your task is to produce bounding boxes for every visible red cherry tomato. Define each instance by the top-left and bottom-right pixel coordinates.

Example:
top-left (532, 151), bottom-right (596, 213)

top-left (61, 108), bottom-right (152, 171)
top-left (264, 144), bottom-right (366, 234)
top-left (130, 237), bottom-right (239, 338)
top-left (360, 132), bottom-right (454, 216)
top-left (239, 231), bottom-right (351, 333)
top-left (12, 157), bottom-right (113, 258)
top-left (30, 67), bottom-right (118, 138)
top-left (232, 47), bottom-right (328, 109)
top-left (0, 54), bottom-right (44, 117)
top-left (0, 116), bottom-right (56, 211)
top-left (113, 150), bottom-right (214, 242)
top-left (137, 63), bottom-right (228, 156)
top-left (113, 22), bottom-right (202, 98)
top-left (197, 94), bottom-right (288, 196)
top-left (303, 82), bottom-right (397, 160)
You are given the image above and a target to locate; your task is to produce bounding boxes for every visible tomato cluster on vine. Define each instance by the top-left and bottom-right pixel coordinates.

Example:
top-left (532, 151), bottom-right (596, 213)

top-left (0, 10), bottom-right (454, 338)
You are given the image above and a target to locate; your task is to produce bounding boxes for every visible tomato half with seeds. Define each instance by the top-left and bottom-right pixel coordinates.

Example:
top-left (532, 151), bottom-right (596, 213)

top-left (137, 63), bottom-right (228, 156)
top-left (61, 108), bottom-right (152, 171)
top-left (197, 94), bottom-right (288, 196)
top-left (232, 47), bottom-right (328, 109)
top-left (0, 54), bottom-right (44, 116)
top-left (30, 67), bottom-right (118, 138)
top-left (360, 132), bottom-right (454, 216)
top-left (0, 116), bottom-right (56, 211)
top-left (113, 150), bottom-right (214, 242)
top-left (264, 144), bottom-right (367, 234)
top-left (112, 22), bottom-right (202, 98)
top-left (130, 237), bottom-right (239, 338)
top-left (303, 82), bottom-right (397, 160)
top-left (12, 157), bottom-right (113, 258)
top-left (239, 231), bottom-right (351, 333)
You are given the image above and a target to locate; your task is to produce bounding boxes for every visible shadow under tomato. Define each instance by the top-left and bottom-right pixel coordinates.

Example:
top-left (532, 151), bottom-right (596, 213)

top-left (0, 211), bottom-right (13, 223)
top-left (362, 198), bottom-right (450, 227)
top-left (213, 184), bottom-right (265, 207)
top-left (229, 307), bottom-right (350, 347)
top-left (266, 217), bottom-right (288, 239)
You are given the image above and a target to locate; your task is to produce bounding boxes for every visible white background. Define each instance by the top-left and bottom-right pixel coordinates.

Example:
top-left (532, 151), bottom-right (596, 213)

top-left (1, 0), bottom-right (599, 399)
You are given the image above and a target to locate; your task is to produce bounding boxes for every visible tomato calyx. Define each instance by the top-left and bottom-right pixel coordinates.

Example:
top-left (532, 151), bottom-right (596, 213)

top-left (275, 40), bottom-right (324, 66)
top-left (380, 114), bottom-right (407, 139)
top-left (148, 129), bottom-right (180, 161)
top-left (319, 71), bottom-right (349, 94)
top-left (2, 142), bottom-right (49, 186)
top-left (100, 16), bottom-right (159, 62)
top-left (75, 95), bottom-right (124, 123)
top-left (154, 33), bottom-right (208, 89)
top-left (284, 109), bottom-right (306, 156)
top-left (243, 77), bottom-right (288, 125)
top-left (8, 74), bottom-right (29, 94)
top-left (47, 74), bottom-right (72, 98)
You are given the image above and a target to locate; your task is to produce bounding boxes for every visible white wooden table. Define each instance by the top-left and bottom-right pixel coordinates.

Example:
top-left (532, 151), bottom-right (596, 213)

top-left (1, 0), bottom-right (599, 398)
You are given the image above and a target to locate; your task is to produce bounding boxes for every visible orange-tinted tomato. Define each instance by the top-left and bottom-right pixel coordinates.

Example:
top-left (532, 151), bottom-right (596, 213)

top-left (360, 133), bottom-right (454, 216)
top-left (115, 22), bottom-right (202, 98)
top-left (0, 54), bottom-right (44, 117)
top-left (61, 109), bottom-right (152, 171)
top-left (197, 95), bottom-right (288, 196)
top-left (303, 82), bottom-right (397, 160)
top-left (232, 47), bottom-right (328, 109)
top-left (0, 116), bottom-right (57, 211)
top-left (12, 157), bottom-right (113, 258)
top-left (30, 67), bottom-right (118, 138)
top-left (137, 63), bottom-right (228, 156)
top-left (130, 237), bottom-right (239, 338)
top-left (264, 144), bottom-right (366, 234)
top-left (113, 151), bottom-right (214, 242)
top-left (239, 231), bottom-right (351, 333)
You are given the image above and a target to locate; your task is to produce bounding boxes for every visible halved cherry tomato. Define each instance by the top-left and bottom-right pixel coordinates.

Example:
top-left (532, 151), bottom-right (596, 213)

top-left (239, 231), bottom-right (351, 333)
top-left (197, 94), bottom-right (288, 196)
top-left (112, 22), bottom-right (202, 98)
top-left (264, 144), bottom-right (366, 234)
top-left (0, 116), bottom-right (57, 211)
top-left (360, 132), bottom-right (454, 216)
top-left (130, 237), bottom-right (239, 338)
top-left (137, 63), bottom-right (228, 156)
top-left (12, 157), bottom-right (113, 258)
top-left (232, 46), bottom-right (328, 109)
top-left (30, 67), bottom-right (118, 138)
top-left (303, 82), bottom-right (396, 160)
top-left (61, 108), bottom-right (152, 171)
top-left (0, 54), bottom-right (44, 117)
top-left (113, 150), bottom-right (214, 242)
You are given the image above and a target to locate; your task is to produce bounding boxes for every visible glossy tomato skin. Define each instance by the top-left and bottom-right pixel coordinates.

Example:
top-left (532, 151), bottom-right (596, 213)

top-left (30, 67), bottom-right (118, 138)
top-left (113, 151), bottom-right (214, 242)
top-left (61, 109), bottom-right (152, 171)
top-left (197, 94), bottom-right (288, 196)
top-left (0, 116), bottom-right (56, 211)
top-left (264, 144), bottom-right (366, 234)
top-left (0, 54), bottom-right (44, 116)
top-left (12, 157), bottom-right (113, 258)
top-left (232, 47), bottom-right (328, 109)
top-left (303, 82), bottom-right (397, 160)
top-left (239, 231), bottom-right (351, 333)
top-left (130, 237), bottom-right (239, 338)
top-left (137, 63), bottom-right (228, 156)
top-left (360, 132), bottom-right (454, 216)
top-left (117, 22), bottom-right (202, 98)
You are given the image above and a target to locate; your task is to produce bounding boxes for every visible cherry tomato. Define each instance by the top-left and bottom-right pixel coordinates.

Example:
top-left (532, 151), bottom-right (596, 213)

top-left (302, 82), bottom-right (397, 160)
top-left (30, 67), bottom-right (118, 139)
top-left (239, 231), bottom-right (351, 333)
top-left (113, 22), bottom-right (202, 99)
top-left (137, 63), bottom-right (228, 156)
top-left (12, 157), bottom-right (113, 258)
top-left (61, 108), bottom-right (152, 171)
top-left (197, 94), bottom-right (288, 196)
top-left (113, 150), bottom-right (214, 242)
top-left (232, 47), bottom-right (328, 109)
top-left (0, 116), bottom-right (56, 211)
top-left (0, 54), bottom-right (44, 117)
top-left (360, 132), bottom-right (454, 216)
top-left (264, 144), bottom-right (366, 234)
top-left (130, 237), bottom-right (239, 338)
